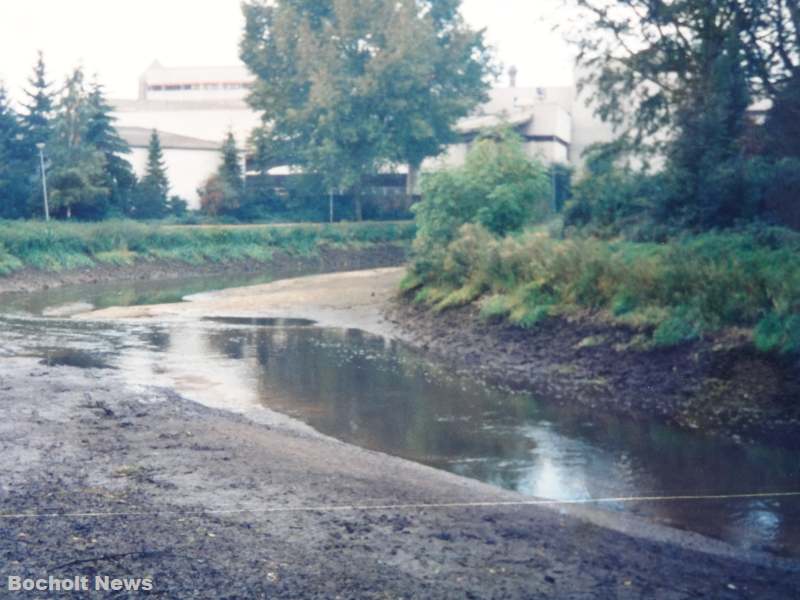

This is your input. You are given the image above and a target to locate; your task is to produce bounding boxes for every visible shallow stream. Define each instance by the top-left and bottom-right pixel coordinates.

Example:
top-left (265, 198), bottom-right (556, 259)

top-left (2, 271), bottom-right (799, 557)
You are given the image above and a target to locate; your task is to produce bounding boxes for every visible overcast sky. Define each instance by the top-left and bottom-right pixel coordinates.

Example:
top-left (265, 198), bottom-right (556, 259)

top-left (0, 0), bottom-right (575, 103)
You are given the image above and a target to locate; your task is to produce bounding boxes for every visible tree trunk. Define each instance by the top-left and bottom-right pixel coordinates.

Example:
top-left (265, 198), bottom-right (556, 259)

top-left (352, 185), bottom-right (364, 221)
top-left (406, 163), bottom-right (420, 197)
top-left (354, 193), bottom-right (363, 222)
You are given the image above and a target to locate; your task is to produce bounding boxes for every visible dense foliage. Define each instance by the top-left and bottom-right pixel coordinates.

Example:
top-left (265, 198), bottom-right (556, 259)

top-left (412, 129), bottom-right (552, 261)
top-left (0, 55), bottom-right (180, 222)
top-left (405, 224), bottom-right (800, 354)
top-left (570, 0), bottom-right (800, 232)
top-left (240, 0), bottom-right (495, 218)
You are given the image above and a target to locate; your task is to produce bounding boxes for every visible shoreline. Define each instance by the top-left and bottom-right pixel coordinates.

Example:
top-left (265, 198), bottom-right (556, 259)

top-left (3, 265), bottom-right (800, 595)
top-left (0, 242), bottom-right (408, 296)
top-left (1, 344), bottom-right (798, 597)
top-left (387, 300), bottom-right (800, 448)
top-left (78, 265), bottom-right (800, 448)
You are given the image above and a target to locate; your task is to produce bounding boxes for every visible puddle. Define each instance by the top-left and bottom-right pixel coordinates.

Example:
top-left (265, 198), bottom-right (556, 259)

top-left (202, 316), bottom-right (317, 327)
top-left (39, 349), bottom-right (116, 370)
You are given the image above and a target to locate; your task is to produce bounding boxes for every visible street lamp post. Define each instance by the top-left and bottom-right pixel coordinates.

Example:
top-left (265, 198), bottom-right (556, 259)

top-left (35, 142), bottom-right (50, 222)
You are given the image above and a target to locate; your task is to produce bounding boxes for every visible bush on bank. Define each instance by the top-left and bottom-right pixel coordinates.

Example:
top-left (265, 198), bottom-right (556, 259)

top-left (403, 224), bottom-right (800, 355)
top-left (0, 220), bottom-right (415, 276)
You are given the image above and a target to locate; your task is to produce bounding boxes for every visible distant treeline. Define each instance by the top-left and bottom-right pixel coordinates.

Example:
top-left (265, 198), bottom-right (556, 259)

top-left (0, 53), bottom-right (189, 221)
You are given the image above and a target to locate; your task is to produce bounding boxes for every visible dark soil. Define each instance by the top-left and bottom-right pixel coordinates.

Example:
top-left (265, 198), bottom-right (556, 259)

top-left (0, 243), bottom-right (408, 295)
top-left (1, 355), bottom-right (798, 599)
top-left (2, 256), bottom-right (799, 596)
top-left (387, 301), bottom-right (800, 448)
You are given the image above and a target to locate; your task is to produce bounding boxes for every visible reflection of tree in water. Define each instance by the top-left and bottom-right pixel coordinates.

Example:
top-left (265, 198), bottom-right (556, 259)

top-left (198, 324), bottom-right (800, 556)
top-left (140, 326), bottom-right (171, 352)
top-left (209, 326), bottom-right (545, 486)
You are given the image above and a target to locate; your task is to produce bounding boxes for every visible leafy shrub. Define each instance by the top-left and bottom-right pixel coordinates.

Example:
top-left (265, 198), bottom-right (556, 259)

top-left (413, 127), bottom-right (551, 253)
top-left (563, 144), bottom-right (659, 239)
top-left (754, 314), bottom-right (800, 355)
top-left (652, 306), bottom-right (703, 347)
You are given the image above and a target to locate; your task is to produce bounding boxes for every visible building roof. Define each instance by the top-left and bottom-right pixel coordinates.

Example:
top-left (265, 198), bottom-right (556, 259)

top-left (140, 62), bottom-right (254, 85)
top-left (456, 109), bottom-right (535, 134)
top-left (480, 86), bottom-right (575, 116)
top-left (117, 126), bottom-right (220, 151)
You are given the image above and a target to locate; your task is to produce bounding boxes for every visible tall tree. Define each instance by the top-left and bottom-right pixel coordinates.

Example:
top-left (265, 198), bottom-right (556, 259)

top-left (21, 51), bottom-right (55, 149)
top-left (48, 67), bottom-right (108, 219)
top-left (219, 131), bottom-right (244, 190)
top-left (133, 130), bottom-right (170, 219)
top-left (85, 80), bottom-right (137, 215)
top-left (570, 0), bottom-right (799, 227)
top-left (0, 85), bottom-right (30, 218)
top-left (241, 0), bottom-right (494, 219)
top-left (664, 31), bottom-right (753, 226)
top-left (198, 132), bottom-right (244, 216)
top-left (571, 0), bottom-right (797, 144)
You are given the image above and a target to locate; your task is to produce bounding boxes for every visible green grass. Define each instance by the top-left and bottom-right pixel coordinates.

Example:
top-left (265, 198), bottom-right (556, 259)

top-left (0, 219), bottom-right (415, 277)
top-left (407, 223), bottom-right (800, 354)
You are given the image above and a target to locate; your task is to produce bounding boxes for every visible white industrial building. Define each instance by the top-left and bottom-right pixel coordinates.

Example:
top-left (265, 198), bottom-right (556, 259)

top-left (112, 62), bottom-right (614, 209)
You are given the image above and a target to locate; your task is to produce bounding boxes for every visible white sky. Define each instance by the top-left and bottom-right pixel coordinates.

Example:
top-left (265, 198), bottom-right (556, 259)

top-left (0, 0), bottom-right (575, 103)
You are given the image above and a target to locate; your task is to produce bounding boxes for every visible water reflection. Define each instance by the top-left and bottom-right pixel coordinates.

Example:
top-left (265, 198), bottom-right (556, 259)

top-left (0, 269), bottom-right (295, 317)
top-left (5, 309), bottom-right (798, 557)
top-left (128, 322), bottom-right (800, 556)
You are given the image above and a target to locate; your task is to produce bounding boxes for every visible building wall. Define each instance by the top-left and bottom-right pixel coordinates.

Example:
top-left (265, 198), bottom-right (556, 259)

top-left (114, 105), bottom-right (259, 149)
top-left (524, 140), bottom-right (569, 164)
top-left (524, 104), bottom-right (572, 145)
top-left (144, 87), bottom-right (251, 103)
top-left (115, 70), bottom-right (619, 208)
top-left (129, 146), bottom-right (221, 210)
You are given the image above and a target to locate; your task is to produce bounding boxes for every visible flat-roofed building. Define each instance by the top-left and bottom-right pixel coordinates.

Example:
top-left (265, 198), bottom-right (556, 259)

top-left (424, 86), bottom-right (576, 173)
top-left (112, 62), bottom-right (617, 209)
top-left (138, 61), bottom-right (255, 103)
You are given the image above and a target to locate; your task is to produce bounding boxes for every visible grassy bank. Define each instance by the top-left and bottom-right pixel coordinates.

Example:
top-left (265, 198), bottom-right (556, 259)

top-left (0, 220), bottom-right (415, 276)
top-left (403, 224), bottom-right (800, 355)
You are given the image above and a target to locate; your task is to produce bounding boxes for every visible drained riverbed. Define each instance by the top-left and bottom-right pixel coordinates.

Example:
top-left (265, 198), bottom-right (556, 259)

top-left (2, 271), bottom-right (799, 558)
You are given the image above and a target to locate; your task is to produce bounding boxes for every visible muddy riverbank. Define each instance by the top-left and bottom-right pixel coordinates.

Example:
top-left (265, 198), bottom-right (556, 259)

top-left (4, 266), bottom-right (800, 596)
top-left (2, 344), bottom-right (799, 598)
top-left (0, 242), bottom-right (407, 295)
top-left (386, 300), bottom-right (800, 448)
top-left (81, 266), bottom-right (800, 447)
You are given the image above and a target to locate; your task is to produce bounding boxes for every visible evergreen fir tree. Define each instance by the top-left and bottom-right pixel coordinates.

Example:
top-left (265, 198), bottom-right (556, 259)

top-left (219, 131), bottom-right (243, 190)
top-left (142, 129), bottom-right (169, 196)
top-left (48, 67), bottom-right (108, 219)
top-left (21, 51), bottom-right (55, 148)
top-left (133, 130), bottom-right (170, 218)
top-left (663, 31), bottom-right (752, 227)
top-left (198, 132), bottom-right (244, 217)
top-left (0, 85), bottom-right (31, 218)
top-left (85, 80), bottom-right (136, 215)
